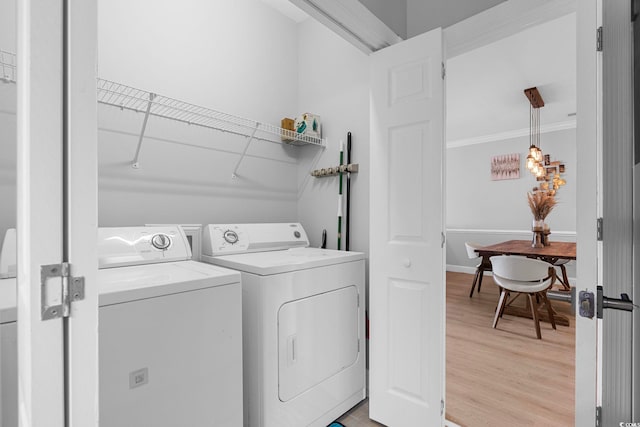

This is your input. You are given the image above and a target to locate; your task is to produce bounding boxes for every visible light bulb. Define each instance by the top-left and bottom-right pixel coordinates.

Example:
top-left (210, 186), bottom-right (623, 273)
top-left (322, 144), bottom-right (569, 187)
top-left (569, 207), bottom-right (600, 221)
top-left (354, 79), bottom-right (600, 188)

top-left (532, 163), bottom-right (541, 176)
top-left (526, 155), bottom-right (535, 170)
top-left (534, 148), bottom-right (543, 162)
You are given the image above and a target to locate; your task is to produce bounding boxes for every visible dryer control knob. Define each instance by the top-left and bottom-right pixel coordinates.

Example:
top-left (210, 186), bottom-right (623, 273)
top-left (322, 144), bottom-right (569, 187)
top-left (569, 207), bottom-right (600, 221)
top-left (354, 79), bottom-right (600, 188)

top-left (151, 233), bottom-right (171, 250)
top-left (223, 230), bottom-right (239, 244)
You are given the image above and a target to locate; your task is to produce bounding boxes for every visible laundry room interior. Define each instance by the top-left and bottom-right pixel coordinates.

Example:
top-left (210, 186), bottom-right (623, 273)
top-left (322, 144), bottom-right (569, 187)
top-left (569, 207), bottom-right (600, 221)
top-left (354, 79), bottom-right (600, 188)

top-left (0, 0), bottom-right (609, 426)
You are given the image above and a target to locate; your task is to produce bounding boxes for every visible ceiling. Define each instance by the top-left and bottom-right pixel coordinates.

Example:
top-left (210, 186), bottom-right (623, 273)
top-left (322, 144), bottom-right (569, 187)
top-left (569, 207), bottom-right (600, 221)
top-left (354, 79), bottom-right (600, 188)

top-left (258, 1), bottom-right (577, 147)
top-left (258, 0), bottom-right (309, 22)
top-left (446, 12), bottom-right (577, 145)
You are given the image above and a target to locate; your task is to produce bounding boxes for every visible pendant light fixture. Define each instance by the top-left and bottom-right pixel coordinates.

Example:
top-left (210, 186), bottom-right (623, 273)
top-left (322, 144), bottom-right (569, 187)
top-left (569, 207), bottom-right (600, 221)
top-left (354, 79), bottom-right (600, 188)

top-left (524, 87), bottom-right (545, 177)
top-left (523, 86), bottom-right (567, 194)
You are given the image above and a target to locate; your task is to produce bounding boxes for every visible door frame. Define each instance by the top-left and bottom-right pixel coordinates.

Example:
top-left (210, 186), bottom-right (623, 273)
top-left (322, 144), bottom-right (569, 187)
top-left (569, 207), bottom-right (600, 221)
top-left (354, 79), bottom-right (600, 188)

top-left (16, 0), bottom-right (99, 425)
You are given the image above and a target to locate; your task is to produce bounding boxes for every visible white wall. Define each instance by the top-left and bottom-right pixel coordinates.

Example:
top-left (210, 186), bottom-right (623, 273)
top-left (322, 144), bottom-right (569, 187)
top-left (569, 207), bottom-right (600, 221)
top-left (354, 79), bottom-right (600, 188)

top-left (296, 18), bottom-right (370, 255)
top-left (0, 0), bottom-right (371, 242)
top-left (446, 128), bottom-right (577, 276)
top-left (96, 0), bottom-right (302, 226)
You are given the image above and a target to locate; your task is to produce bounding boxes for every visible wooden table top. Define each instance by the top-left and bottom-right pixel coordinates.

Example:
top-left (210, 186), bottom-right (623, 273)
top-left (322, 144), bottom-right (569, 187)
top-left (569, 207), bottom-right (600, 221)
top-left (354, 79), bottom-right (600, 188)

top-left (476, 240), bottom-right (576, 260)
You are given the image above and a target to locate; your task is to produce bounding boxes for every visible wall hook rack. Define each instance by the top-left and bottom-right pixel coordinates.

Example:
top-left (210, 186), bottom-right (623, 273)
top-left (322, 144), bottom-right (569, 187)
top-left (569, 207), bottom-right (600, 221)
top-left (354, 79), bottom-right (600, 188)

top-left (310, 163), bottom-right (359, 177)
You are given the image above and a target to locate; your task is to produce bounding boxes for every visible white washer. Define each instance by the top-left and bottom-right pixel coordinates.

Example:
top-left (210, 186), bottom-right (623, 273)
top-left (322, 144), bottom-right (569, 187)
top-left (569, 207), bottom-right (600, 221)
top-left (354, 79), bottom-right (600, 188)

top-left (202, 223), bottom-right (366, 427)
top-left (0, 226), bottom-right (244, 427)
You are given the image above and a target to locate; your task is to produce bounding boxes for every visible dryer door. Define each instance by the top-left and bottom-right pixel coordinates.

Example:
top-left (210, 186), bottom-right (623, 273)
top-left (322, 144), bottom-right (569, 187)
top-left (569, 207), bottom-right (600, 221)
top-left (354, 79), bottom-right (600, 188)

top-left (278, 285), bottom-right (359, 402)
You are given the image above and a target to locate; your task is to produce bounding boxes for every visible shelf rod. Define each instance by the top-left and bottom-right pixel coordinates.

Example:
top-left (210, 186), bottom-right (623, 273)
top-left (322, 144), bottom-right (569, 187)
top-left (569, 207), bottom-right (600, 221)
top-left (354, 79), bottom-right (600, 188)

top-left (132, 92), bottom-right (156, 169)
top-left (231, 122), bottom-right (260, 179)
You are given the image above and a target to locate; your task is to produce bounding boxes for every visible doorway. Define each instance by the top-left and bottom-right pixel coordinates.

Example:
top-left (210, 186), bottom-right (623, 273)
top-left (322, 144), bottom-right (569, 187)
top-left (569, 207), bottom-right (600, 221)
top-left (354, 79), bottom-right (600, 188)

top-left (444, 9), bottom-right (577, 427)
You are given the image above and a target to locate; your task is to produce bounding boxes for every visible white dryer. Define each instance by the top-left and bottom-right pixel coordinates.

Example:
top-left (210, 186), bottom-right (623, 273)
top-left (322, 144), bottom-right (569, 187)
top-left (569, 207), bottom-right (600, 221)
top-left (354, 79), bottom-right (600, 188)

top-left (0, 226), bottom-right (244, 427)
top-left (202, 223), bottom-right (366, 427)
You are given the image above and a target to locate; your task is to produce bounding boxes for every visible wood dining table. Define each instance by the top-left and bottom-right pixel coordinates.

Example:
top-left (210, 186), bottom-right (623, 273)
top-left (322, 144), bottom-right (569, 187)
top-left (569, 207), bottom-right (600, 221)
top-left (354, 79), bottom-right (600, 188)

top-left (475, 239), bottom-right (576, 326)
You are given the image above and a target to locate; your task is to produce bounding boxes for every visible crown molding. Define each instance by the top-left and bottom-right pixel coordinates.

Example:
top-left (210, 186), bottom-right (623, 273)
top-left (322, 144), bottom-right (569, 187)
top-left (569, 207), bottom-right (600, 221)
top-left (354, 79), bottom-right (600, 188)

top-left (447, 119), bottom-right (576, 148)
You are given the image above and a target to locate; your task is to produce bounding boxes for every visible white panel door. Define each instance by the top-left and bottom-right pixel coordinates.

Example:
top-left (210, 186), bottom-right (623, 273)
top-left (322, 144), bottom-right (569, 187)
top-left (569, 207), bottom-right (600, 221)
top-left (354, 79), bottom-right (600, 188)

top-left (369, 28), bottom-right (445, 427)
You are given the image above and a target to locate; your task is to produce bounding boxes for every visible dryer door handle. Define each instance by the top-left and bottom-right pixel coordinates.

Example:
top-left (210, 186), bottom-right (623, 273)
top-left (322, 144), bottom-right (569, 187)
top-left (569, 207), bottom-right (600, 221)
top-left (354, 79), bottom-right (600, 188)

top-left (287, 334), bottom-right (297, 366)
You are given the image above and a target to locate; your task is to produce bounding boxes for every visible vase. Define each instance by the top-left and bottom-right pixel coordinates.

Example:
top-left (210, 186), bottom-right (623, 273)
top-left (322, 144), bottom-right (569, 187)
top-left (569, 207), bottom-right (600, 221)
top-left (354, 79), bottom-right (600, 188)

top-left (532, 219), bottom-right (544, 248)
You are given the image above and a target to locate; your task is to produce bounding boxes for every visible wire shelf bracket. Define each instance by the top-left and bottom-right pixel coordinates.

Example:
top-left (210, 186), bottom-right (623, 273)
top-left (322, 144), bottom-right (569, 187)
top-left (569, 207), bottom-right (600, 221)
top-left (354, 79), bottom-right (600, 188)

top-left (131, 92), bottom-right (156, 169)
top-left (232, 122), bottom-right (260, 179)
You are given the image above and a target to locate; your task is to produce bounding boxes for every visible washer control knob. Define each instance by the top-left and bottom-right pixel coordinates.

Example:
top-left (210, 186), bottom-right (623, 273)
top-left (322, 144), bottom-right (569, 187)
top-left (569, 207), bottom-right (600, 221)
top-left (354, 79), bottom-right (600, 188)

top-left (294, 231), bottom-right (301, 238)
top-left (223, 230), bottom-right (239, 244)
top-left (151, 233), bottom-right (171, 250)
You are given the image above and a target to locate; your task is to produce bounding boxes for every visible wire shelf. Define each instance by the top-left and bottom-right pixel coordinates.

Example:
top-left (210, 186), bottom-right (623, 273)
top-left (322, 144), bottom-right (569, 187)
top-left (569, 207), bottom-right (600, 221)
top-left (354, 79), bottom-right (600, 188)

top-left (96, 79), bottom-right (326, 147)
top-left (0, 48), bottom-right (325, 172)
top-left (0, 50), bottom-right (16, 83)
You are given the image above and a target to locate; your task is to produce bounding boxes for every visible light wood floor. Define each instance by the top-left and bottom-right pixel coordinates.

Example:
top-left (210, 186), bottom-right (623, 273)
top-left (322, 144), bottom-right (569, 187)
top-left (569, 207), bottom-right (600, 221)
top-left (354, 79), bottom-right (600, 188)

top-left (445, 271), bottom-right (575, 427)
top-left (337, 272), bottom-right (575, 427)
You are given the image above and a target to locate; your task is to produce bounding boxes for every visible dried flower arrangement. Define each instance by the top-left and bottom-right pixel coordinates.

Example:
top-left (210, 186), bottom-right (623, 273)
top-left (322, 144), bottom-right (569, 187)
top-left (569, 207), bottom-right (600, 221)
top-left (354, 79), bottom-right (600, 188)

top-left (527, 191), bottom-right (557, 221)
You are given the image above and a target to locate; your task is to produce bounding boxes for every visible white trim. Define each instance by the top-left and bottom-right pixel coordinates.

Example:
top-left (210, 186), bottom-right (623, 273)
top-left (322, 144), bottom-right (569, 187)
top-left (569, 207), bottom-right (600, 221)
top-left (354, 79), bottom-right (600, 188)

top-left (444, 419), bottom-right (463, 427)
top-left (447, 120), bottom-right (576, 148)
top-left (446, 228), bottom-right (577, 238)
top-left (446, 264), bottom-right (577, 286)
top-left (444, 0), bottom-right (577, 59)
top-left (290, 0), bottom-right (402, 53)
top-left (446, 264), bottom-right (483, 275)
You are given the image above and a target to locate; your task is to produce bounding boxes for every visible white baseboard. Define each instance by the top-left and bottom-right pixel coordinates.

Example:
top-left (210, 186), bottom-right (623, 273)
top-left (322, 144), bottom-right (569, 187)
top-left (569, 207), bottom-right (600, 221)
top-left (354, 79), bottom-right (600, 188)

top-left (444, 419), bottom-right (463, 427)
top-left (446, 264), bottom-right (577, 286)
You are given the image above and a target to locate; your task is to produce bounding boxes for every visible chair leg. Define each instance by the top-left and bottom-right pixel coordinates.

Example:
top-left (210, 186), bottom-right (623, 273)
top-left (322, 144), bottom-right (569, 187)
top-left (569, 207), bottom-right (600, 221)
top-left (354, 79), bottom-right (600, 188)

top-left (561, 265), bottom-right (570, 290)
top-left (477, 268), bottom-right (484, 293)
top-left (469, 268), bottom-right (480, 298)
top-left (541, 292), bottom-right (557, 330)
top-left (499, 291), bottom-right (510, 318)
top-left (528, 293), bottom-right (542, 339)
top-left (493, 290), bottom-right (508, 329)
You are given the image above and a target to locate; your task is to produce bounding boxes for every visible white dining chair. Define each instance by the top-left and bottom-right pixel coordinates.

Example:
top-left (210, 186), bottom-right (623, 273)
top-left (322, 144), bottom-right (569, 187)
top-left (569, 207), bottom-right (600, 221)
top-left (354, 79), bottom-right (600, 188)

top-left (465, 242), bottom-right (487, 297)
top-left (490, 255), bottom-right (556, 339)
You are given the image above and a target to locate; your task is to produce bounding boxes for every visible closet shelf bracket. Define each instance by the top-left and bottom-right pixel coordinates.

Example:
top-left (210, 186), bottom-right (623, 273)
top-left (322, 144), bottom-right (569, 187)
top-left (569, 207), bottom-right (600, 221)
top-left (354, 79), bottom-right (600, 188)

top-left (132, 92), bottom-right (156, 169)
top-left (232, 122), bottom-right (260, 179)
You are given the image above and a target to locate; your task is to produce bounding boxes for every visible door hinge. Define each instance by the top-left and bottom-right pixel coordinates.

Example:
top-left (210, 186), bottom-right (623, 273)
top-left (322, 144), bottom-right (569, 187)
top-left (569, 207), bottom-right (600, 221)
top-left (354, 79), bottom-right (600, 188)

top-left (441, 62), bottom-right (446, 80)
top-left (595, 406), bottom-right (602, 427)
top-left (41, 262), bottom-right (85, 320)
top-left (596, 217), bottom-right (603, 241)
top-left (596, 26), bottom-right (603, 51)
top-left (441, 399), bottom-right (444, 416)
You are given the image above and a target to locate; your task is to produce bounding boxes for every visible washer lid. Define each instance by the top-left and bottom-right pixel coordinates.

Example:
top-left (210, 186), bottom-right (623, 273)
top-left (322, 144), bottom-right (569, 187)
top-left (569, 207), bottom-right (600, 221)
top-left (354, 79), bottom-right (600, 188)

top-left (0, 261), bottom-right (240, 322)
top-left (204, 247), bottom-right (364, 275)
top-left (98, 260), bottom-right (240, 306)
